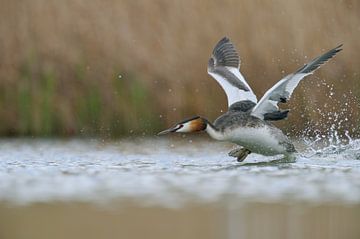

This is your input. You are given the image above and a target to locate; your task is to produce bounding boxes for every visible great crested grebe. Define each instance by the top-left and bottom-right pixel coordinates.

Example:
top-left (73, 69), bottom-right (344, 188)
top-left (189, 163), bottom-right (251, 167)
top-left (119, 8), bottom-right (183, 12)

top-left (158, 37), bottom-right (342, 162)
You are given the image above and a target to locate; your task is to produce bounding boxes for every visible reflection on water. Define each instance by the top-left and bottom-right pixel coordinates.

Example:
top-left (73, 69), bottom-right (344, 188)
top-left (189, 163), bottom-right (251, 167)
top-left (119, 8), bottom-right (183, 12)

top-left (0, 202), bottom-right (359, 239)
top-left (0, 137), bottom-right (360, 206)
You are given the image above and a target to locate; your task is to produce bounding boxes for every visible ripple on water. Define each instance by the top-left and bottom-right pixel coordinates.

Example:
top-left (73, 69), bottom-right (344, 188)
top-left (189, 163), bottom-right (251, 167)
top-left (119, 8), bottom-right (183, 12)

top-left (0, 138), bottom-right (360, 207)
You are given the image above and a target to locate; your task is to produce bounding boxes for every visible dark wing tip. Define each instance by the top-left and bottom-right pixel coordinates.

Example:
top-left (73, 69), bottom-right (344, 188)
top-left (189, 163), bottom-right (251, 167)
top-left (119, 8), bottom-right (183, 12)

top-left (297, 44), bottom-right (343, 74)
top-left (331, 44), bottom-right (343, 55)
top-left (209, 36), bottom-right (240, 69)
top-left (335, 44), bottom-right (343, 50)
top-left (215, 36), bottom-right (230, 46)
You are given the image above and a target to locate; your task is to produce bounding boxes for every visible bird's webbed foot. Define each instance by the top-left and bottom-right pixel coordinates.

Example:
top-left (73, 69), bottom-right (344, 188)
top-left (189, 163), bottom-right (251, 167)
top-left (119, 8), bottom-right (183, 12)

top-left (228, 147), bottom-right (251, 162)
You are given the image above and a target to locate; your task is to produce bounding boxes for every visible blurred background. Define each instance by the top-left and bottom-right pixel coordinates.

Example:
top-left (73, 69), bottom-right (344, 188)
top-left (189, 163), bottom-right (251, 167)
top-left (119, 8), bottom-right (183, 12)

top-left (1, 1), bottom-right (360, 239)
top-left (0, 0), bottom-right (359, 138)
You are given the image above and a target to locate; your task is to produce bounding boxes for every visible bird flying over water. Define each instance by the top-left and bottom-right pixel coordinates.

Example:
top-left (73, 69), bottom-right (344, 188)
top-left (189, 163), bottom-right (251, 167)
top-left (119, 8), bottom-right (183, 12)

top-left (158, 37), bottom-right (342, 162)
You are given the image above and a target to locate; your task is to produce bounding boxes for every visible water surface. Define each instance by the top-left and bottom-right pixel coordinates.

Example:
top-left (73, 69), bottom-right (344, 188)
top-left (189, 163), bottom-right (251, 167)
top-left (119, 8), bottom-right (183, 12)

top-left (1, 137), bottom-right (360, 207)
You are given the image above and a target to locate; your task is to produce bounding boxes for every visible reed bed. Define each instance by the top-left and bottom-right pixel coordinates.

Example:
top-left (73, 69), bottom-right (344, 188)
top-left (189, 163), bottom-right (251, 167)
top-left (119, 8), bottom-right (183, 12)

top-left (0, 0), bottom-right (359, 137)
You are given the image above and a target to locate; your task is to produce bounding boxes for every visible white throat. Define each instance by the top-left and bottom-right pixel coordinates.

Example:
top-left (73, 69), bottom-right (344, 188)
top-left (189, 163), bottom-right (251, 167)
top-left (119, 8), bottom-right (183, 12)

top-left (205, 124), bottom-right (225, 141)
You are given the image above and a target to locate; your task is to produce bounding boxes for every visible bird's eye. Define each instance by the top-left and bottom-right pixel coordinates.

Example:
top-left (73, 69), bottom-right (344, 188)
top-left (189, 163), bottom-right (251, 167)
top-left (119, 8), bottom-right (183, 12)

top-left (170, 124), bottom-right (183, 132)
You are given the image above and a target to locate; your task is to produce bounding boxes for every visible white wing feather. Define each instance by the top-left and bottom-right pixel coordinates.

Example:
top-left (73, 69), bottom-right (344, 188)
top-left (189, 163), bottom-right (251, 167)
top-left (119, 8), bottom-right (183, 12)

top-left (251, 45), bottom-right (343, 119)
top-left (207, 37), bottom-right (257, 107)
top-left (208, 67), bottom-right (257, 106)
top-left (226, 67), bottom-right (258, 103)
top-left (251, 73), bottom-right (309, 119)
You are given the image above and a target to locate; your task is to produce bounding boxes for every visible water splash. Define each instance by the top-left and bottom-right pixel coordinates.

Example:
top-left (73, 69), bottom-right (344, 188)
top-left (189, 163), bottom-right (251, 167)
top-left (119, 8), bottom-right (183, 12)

top-left (299, 79), bottom-right (359, 153)
top-left (0, 138), bottom-right (360, 207)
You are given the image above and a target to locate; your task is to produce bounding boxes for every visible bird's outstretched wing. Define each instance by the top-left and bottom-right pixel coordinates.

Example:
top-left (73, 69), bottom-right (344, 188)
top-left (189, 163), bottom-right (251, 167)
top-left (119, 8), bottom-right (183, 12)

top-left (251, 44), bottom-right (343, 120)
top-left (207, 37), bottom-right (257, 106)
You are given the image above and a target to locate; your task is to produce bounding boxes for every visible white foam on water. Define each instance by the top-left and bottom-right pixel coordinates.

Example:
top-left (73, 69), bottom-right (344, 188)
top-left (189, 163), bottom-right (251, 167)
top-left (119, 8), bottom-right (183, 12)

top-left (0, 138), bottom-right (360, 208)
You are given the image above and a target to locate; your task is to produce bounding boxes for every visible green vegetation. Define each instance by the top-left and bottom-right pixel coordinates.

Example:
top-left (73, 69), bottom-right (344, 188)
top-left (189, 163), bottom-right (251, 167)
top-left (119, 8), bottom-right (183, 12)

top-left (0, 0), bottom-right (359, 137)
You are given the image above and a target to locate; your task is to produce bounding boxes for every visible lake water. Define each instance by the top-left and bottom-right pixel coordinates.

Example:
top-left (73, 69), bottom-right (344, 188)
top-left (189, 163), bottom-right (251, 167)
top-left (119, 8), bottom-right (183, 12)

top-left (0, 137), bottom-right (360, 206)
top-left (1, 137), bottom-right (360, 239)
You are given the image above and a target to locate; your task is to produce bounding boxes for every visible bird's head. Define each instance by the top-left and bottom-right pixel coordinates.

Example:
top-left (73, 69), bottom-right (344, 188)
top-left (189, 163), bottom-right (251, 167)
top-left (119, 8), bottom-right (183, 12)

top-left (157, 116), bottom-right (207, 135)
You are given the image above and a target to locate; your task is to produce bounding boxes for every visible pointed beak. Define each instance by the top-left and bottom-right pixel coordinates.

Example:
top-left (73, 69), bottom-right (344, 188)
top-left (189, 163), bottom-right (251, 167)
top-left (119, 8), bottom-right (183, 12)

top-left (157, 126), bottom-right (178, 136)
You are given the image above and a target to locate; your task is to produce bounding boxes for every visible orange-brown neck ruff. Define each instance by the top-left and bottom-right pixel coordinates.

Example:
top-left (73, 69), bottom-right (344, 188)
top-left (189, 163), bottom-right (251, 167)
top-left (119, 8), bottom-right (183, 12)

top-left (189, 118), bottom-right (207, 132)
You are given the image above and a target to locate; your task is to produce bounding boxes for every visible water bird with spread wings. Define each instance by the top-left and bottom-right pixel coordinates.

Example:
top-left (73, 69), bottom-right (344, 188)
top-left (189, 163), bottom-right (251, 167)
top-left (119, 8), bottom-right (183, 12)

top-left (158, 37), bottom-right (342, 161)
